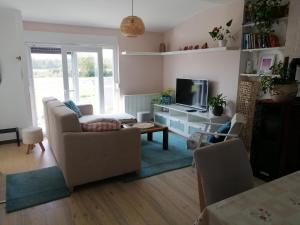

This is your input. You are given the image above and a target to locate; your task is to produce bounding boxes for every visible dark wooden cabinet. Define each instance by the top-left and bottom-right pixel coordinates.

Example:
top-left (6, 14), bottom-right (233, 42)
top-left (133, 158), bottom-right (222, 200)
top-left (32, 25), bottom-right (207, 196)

top-left (250, 98), bottom-right (300, 181)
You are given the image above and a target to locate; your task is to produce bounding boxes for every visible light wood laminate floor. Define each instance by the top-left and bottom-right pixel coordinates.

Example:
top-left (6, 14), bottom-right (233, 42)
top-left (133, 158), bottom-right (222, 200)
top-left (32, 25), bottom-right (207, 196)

top-left (0, 141), bottom-right (200, 225)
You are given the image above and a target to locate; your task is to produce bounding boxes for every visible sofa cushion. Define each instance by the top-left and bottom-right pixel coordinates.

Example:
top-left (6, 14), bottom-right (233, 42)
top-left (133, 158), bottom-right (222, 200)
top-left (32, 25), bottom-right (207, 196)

top-left (79, 113), bottom-right (137, 124)
top-left (64, 100), bottom-right (82, 118)
top-left (81, 119), bottom-right (121, 132)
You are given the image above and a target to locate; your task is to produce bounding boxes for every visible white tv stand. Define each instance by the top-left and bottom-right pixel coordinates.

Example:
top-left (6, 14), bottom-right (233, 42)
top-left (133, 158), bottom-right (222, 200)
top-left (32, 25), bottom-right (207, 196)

top-left (153, 104), bottom-right (229, 137)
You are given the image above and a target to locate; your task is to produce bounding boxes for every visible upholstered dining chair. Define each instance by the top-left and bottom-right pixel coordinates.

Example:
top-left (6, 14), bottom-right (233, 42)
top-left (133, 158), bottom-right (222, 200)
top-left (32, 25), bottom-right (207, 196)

top-left (194, 138), bottom-right (253, 212)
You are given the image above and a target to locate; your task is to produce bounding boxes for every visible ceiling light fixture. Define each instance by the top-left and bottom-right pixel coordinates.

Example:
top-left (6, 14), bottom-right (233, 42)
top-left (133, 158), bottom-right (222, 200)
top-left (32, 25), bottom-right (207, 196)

top-left (120, 0), bottom-right (145, 37)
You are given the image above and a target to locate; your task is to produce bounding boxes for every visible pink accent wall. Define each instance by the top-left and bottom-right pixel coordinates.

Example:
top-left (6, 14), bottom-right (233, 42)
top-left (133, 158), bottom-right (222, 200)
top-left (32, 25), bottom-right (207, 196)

top-left (163, 0), bottom-right (243, 114)
top-left (23, 21), bottom-right (164, 95)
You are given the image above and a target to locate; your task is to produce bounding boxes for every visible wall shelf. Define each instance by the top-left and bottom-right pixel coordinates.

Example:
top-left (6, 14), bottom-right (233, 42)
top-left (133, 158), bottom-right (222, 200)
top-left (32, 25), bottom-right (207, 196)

top-left (241, 46), bottom-right (285, 52)
top-left (240, 73), bottom-right (279, 77)
top-left (121, 47), bottom-right (238, 56)
top-left (242, 17), bottom-right (288, 28)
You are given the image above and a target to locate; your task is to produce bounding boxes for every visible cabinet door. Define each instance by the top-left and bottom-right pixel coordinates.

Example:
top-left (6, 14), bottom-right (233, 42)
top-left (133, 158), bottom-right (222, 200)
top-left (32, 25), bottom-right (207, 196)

top-left (251, 103), bottom-right (285, 181)
top-left (169, 119), bottom-right (185, 132)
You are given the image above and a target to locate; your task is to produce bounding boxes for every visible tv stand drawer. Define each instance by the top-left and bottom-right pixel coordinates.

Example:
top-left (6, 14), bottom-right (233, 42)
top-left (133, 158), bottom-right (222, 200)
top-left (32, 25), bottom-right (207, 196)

top-left (170, 119), bottom-right (185, 132)
top-left (154, 114), bottom-right (168, 125)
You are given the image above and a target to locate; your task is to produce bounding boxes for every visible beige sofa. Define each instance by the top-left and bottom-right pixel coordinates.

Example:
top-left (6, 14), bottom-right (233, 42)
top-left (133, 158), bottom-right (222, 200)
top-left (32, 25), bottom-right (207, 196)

top-left (43, 97), bottom-right (141, 190)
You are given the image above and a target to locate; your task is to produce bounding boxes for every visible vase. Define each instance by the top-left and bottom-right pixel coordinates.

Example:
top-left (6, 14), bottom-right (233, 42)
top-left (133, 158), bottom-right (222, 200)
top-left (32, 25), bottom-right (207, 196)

top-left (212, 106), bottom-right (224, 116)
top-left (159, 43), bottom-right (166, 52)
top-left (218, 39), bottom-right (227, 47)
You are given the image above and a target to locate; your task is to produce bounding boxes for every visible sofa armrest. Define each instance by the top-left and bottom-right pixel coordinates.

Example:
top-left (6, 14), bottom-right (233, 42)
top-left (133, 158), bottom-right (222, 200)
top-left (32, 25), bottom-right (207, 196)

top-left (62, 127), bottom-right (141, 187)
top-left (77, 104), bottom-right (93, 115)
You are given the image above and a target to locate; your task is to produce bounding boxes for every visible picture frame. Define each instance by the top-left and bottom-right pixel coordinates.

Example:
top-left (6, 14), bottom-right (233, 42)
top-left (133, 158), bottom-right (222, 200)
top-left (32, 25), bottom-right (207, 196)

top-left (258, 54), bottom-right (276, 74)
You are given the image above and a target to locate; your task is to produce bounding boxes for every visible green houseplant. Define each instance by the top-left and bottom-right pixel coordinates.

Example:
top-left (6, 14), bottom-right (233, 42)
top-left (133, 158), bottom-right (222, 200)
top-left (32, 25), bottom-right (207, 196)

top-left (260, 60), bottom-right (299, 102)
top-left (160, 88), bottom-right (174, 105)
top-left (208, 94), bottom-right (227, 116)
top-left (253, 0), bottom-right (282, 34)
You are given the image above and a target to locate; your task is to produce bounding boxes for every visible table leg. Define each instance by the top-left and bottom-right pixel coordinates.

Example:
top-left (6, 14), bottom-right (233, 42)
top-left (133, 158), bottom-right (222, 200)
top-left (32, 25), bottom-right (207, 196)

top-left (163, 127), bottom-right (168, 150)
top-left (39, 142), bottom-right (45, 152)
top-left (147, 132), bottom-right (153, 141)
top-left (26, 144), bottom-right (31, 154)
top-left (16, 128), bottom-right (20, 147)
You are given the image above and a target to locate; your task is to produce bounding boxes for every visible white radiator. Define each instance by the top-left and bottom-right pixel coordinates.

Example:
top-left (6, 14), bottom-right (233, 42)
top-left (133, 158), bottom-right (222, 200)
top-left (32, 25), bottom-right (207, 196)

top-left (124, 93), bottom-right (160, 117)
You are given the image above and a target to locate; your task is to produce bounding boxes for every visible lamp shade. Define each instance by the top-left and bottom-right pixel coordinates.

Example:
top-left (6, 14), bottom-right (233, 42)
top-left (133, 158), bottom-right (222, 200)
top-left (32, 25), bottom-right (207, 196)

top-left (120, 16), bottom-right (145, 37)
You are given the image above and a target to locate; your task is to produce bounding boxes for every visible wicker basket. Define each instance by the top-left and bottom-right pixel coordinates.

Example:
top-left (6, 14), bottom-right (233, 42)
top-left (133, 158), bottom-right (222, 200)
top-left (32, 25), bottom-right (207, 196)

top-left (237, 80), bottom-right (259, 151)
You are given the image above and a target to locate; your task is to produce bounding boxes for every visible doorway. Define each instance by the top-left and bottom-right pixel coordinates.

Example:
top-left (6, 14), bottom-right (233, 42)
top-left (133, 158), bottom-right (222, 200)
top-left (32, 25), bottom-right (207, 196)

top-left (29, 46), bottom-right (117, 127)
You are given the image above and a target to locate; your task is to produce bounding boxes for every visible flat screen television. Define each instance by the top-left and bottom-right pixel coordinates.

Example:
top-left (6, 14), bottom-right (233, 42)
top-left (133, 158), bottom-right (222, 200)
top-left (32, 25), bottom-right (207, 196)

top-left (176, 78), bottom-right (208, 110)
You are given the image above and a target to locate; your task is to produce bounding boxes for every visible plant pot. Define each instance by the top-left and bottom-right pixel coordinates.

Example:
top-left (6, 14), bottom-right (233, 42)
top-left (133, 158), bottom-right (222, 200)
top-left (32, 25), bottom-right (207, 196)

top-left (160, 96), bottom-right (172, 105)
top-left (212, 106), bottom-right (224, 116)
top-left (270, 83), bottom-right (299, 102)
top-left (218, 40), bottom-right (227, 47)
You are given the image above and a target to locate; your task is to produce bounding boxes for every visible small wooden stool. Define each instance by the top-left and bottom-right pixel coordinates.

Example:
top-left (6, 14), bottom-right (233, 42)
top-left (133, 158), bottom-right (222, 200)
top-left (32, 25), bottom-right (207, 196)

top-left (22, 127), bottom-right (45, 154)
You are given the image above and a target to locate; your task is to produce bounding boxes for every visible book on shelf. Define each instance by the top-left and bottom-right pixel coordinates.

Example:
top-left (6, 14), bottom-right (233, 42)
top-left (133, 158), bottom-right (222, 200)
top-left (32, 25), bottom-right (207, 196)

top-left (242, 33), bottom-right (279, 50)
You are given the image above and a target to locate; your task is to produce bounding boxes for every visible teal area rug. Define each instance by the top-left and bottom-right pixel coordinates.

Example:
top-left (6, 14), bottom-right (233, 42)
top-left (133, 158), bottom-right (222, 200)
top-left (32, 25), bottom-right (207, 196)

top-left (125, 132), bottom-right (193, 181)
top-left (6, 166), bottom-right (70, 213)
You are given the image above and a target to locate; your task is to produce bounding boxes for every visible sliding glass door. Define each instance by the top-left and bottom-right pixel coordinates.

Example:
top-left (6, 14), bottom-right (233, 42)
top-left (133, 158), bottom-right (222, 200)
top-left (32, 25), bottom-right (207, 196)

top-left (29, 46), bottom-right (116, 127)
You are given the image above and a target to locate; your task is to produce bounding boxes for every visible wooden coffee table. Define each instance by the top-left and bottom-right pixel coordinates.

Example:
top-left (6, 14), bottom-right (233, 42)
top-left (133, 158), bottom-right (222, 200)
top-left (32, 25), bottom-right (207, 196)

top-left (124, 123), bottom-right (168, 150)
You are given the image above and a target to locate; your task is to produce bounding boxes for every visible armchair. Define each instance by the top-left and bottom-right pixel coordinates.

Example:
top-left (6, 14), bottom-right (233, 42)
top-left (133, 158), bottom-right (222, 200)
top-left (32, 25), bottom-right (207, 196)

top-left (187, 113), bottom-right (246, 150)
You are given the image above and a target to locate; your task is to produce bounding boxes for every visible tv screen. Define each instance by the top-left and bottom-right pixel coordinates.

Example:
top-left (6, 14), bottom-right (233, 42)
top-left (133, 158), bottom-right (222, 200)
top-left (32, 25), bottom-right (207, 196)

top-left (176, 78), bottom-right (208, 110)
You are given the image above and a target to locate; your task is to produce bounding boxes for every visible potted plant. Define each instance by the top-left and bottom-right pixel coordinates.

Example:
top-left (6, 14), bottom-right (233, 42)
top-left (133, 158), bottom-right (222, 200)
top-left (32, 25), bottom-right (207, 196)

top-left (260, 60), bottom-right (299, 102)
top-left (253, 0), bottom-right (282, 35)
top-left (209, 19), bottom-right (233, 47)
top-left (160, 88), bottom-right (174, 105)
top-left (208, 94), bottom-right (227, 116)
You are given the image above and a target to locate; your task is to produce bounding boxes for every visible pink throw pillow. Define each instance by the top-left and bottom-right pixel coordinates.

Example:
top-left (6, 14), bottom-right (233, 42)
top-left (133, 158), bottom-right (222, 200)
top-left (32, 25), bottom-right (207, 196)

top-left (81, 119), bottom-right (121, 132)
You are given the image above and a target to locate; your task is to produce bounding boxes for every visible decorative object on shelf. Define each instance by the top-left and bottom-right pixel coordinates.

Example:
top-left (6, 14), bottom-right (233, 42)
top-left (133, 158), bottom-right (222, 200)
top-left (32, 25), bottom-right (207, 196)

top-left (160, 88), bottom-right (174, 105)
top-left (208, 94), bottom-right (227, 116)
top-left (209, 19), bottom-right (233, 47)
top-left (201, 43), bottom-right (208, 49)
top-left (120, 0), bottom-right (145, 37)
top-left (260, 57), bottom-right (299, 102)
top-left (194, 45), bottom-right (200, 49)
top-left (269, 35), bottom-right (279, 47)
top-left (159, 43), bottom-right (166, 52)
top-left (188, 45), bottom-right (193, 50)
top-left (184, 46), bottom-right (188, 50)
top-left (246, 60), bottom-right (254, 74)
top-left (259, 54), bottom-right (275, 74)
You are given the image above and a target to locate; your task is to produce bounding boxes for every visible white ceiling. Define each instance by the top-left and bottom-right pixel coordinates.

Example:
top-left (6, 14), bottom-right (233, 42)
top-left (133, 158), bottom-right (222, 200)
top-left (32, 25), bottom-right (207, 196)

top-left (0, 0), bottom-right (234, 32)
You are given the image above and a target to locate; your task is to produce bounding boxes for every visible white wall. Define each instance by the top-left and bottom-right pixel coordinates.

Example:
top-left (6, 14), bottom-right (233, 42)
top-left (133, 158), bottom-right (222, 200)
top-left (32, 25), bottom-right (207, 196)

top-left (0, 8), bottom-right (32, 140)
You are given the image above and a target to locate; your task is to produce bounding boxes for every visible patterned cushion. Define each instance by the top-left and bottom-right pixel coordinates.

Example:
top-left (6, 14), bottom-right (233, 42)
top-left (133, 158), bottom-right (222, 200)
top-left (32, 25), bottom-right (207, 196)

top-left (81, 119), bottom-right (121, 132)
top-left (64, 100), bottom-right (82, 118)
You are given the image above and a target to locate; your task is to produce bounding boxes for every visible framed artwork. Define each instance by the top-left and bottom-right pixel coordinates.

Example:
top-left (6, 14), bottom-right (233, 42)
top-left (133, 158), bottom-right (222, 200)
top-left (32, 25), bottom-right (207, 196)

top-left (258, 55), bottom-right (275, 74)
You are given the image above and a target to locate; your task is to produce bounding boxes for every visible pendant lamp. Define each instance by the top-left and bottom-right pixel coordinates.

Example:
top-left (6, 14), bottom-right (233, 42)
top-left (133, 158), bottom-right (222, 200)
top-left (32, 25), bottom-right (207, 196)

top-left (120, 0), bottom-right (145, 37)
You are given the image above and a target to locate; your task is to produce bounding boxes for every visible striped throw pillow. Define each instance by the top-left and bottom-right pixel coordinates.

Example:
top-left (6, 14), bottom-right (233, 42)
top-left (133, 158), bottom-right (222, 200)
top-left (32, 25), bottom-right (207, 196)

top-left (81, 119), bottom-right (121, 132)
